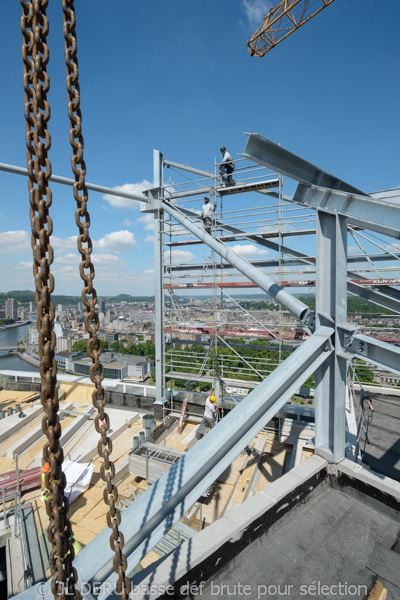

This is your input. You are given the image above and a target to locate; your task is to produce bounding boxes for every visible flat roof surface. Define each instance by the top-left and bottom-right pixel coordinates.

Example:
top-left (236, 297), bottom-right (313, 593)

top-left (196, 483), bottom-right (400, 600)
top-left (360, 392), bottom-right (400, 483)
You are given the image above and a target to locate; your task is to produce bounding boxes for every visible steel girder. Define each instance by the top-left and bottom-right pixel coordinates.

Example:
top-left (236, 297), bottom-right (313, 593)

top-left (294, 183), bottom-right (400, 240)
top-left (242, 134), bottom-right (400, 239)
top-left (343, 332), bottom-right (400, 377)
top-left (153, 151), bottom-right (166, 406)
top-left (242, 134), bottom-right (365, 195)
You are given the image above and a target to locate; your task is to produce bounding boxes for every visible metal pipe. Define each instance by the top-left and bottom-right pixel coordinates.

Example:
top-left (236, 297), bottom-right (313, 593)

top-left (0, 162), bottom-right (148, 203)
top-left (161, 201), bottom-right (310, 323)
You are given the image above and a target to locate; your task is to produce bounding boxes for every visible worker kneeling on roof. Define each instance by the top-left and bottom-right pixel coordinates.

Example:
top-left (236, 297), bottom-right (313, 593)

top-left (65, 534), bottom-right (82, 560)
top-left (40, 461), bottom-right (51, 503)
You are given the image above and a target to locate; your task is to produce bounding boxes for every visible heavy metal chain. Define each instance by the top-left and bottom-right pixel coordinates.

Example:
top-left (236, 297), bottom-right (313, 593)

top-left (20, 2), bottom-right (80, 599)
top-left (61, 1), bottom-right (131, 597)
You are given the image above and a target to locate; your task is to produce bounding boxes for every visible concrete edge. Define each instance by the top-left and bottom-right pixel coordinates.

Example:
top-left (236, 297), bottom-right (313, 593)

top-left (336, 457), bottom-right (400, 500)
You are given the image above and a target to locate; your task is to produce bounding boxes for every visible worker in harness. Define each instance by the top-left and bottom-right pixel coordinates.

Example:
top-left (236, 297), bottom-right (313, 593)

top-left (65, 534), bottom-right (82, 560)
top-left (40, 462), bottom-right (51, 503)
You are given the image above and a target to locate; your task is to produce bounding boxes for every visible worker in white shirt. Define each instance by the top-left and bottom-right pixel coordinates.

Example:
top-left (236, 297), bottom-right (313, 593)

top-left (219, 146), bottom-right (235, 187)
top-left (201, 196), bottom-right (213, 234)
top-left (196, 392), bottom-right (218, 437)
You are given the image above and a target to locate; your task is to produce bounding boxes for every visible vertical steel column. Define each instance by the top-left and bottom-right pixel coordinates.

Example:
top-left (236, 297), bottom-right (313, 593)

top-left (153, 150), bottom-right (165, 408)
top-left (314, 211), bottom-right (347, 462)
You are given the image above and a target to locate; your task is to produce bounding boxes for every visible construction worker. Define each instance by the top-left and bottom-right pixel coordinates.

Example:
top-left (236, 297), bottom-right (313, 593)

top-left (65, 534), bottom-right (82, 560)
top-left (219, 146), bottom-right (235, 187)
top-left (196, 391), bottom-right (218, 437)
top-left (201, 197), bottom-right (213, 235)
top-left (40, 462), bottom-right (51, 503)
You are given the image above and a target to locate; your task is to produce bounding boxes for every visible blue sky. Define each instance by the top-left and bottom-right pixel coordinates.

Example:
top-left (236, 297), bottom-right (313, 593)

top-left (0, 1), bottom-right (399, 297)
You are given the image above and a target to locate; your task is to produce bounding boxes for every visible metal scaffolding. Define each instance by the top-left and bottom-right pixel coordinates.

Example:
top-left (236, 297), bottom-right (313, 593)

top-left (7, 133), bottom-right (400, 600)
top-left (140, 136), bottom-right (400, 425)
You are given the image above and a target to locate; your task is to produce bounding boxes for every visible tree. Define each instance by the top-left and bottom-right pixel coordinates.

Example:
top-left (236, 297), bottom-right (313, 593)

top-left (110, 341), bottom-right (125, 353)
top-left (72, 340), bottom-right (88, 354)
top-left (72, 339), bottom-right (109, 354)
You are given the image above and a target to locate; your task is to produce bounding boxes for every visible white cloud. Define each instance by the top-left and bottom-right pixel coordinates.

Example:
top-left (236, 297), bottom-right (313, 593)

top-left (103, 181), bottom-right (151, 210)
top-left (95, 230), bottom-right (137, 253)
top-left (0, 230), bottom-right (30, 254)
top-left (50, 235), bottom-right (78, 252)
top-left (143, 269), bottom-right (154, 276)
top-left (54, 252), bottom-right (80, 265)
top-left (92, 253), bottom-right (126, 266)
top-left (242, 0), bottom-right (267, 28)
top-left (145, 234), bottom-right (155, 243)
top-left (54, 265), bottom-right (77, 275)
top-left (231, 244), bottom-right (269, 257)
top-left (387, 242), bottom-right (400, 253)
top-left (138, 214), bottom-right (155, 231)
top-left (16, 261), bottom-right (33, 270)
top-left (166, 249), bottom-right (195, 264)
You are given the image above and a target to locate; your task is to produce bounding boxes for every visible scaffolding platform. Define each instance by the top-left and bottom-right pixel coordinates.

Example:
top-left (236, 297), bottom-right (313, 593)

top-left (165, 371), bottom-right (259, 389)
top-left (217, 178), bottom-right (279, 195)
top-left (165, 227), bottom-right (318, 248)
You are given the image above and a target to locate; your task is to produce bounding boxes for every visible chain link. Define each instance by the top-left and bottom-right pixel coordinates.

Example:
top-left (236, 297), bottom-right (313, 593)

top-left (61, 1), bottom-right (131, 596)
top-left (20, 2), bottom-right (80, 599)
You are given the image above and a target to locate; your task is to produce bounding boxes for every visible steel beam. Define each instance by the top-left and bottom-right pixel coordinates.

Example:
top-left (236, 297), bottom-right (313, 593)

top-left (167, 185), bottom-right (214, 199)
top-left (241, 134), bottom-right (365, 195)
top-left (163, 158), bottom-right (215, 180)
top-left (315, 212), bottom-right (348, 463)
top-left (347, 272), bottom-right (400, 302)
top-left (161, 201), bottom-right (311, 324)
top-left (153, 151), bottom-right (166, 406)
top-left (348, 281), bottom-right (400, 315)
top-left (344, 333), bottom-right (400, 377)
top-left (0, 162), bottom-right (148, 203)
top-left (294, 183), bottom-right (400, 239)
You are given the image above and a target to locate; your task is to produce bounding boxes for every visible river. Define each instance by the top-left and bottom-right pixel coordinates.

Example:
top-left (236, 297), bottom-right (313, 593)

top-left (0, 323), bottom-right (38, 372)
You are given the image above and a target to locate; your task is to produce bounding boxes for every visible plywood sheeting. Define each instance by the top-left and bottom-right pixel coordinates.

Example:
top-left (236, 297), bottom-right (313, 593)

top-left (60, 383), bottom-right (95, 404)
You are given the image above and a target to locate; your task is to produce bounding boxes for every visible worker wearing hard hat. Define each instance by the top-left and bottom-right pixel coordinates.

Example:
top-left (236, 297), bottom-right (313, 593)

top-left (196, 391), bottom-right (218, 437)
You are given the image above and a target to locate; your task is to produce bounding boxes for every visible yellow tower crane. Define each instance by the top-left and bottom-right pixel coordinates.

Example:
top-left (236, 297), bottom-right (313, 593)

top-left (247, 0), bottom-right (335, 57)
